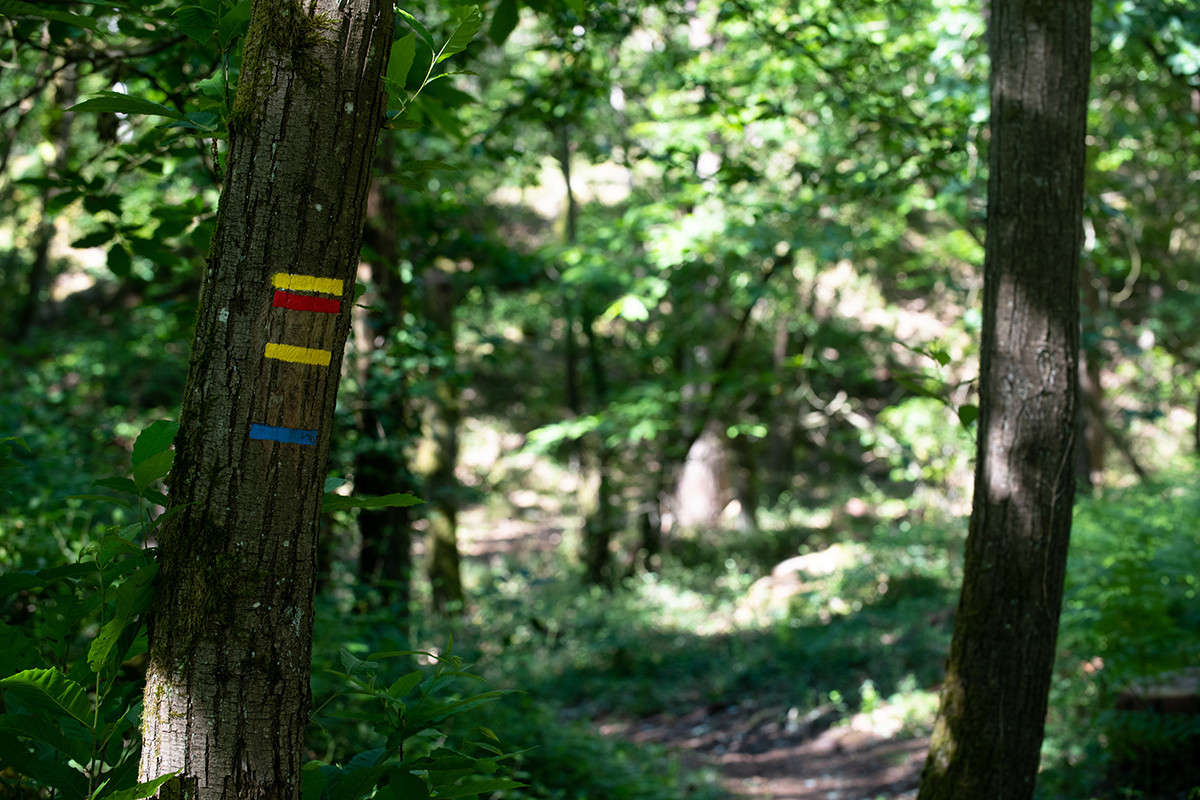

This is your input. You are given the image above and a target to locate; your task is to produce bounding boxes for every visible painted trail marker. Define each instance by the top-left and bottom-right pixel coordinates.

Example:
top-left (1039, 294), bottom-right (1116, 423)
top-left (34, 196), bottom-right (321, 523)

top-left (272, 272), bottom-right (344, 296)
top-left (253, 272), bottom-right (344, 445)
top-left (249, 423), bottom-right (319, 446)
top-left (273, 290), bottom-right (340, 313)
top-left (263, 342), bottom-right (333, 367)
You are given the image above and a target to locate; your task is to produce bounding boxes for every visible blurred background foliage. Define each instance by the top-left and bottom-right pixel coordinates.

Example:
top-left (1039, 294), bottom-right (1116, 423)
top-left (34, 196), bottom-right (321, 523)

top-left (2, 0), bottom-right (1199, 798)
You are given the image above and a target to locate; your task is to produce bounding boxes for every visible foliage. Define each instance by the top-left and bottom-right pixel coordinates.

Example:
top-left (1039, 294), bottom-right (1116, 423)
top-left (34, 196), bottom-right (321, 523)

top-left (306, 646), bottom-right (524, 800)
top-left (1040, 471), bottom-right (1200, 798)
top-left (0, 424), bottom-right (178, 800)
top-left (3, 0), bottom-right (1200, 793)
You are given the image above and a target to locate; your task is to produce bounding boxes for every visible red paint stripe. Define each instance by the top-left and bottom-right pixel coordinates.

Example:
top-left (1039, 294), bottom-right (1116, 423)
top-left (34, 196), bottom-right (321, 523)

top-left (273, 290), bottom-right (340, 314)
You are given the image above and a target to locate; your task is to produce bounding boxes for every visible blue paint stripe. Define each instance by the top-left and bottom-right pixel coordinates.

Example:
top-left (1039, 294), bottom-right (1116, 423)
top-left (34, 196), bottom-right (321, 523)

top-left (250, 423), bottom-right (319, 445)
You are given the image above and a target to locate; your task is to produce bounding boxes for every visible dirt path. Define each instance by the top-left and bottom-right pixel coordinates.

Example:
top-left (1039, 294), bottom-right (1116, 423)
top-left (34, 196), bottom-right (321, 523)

top-left (459, 511), bottom-right (932, 800)
top-left (607, 701), bottom-right (927, 800)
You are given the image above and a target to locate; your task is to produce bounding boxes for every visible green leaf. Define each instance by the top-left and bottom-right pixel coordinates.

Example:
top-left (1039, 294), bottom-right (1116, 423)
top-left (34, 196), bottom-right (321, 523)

top-left (0, 0), bottom-right (100, 31)
top-left (35, 563), bottom-right (97, 582)
top-left (330, 751), bottom-right (387, 800)
top-left (431, 779), bottom-right (526, 799)
top-left (84, 191), bottom-right (122, 216)
top-left (133, 450), bottom-right (174, 494)
top-left (101, 772), bottom-right (179, 800)
top-left (565, 0), bottom-right (584, 15)
top-left (374, 772), bottom-right (428, 800)
top-left (386, 670), bottom-right (423, 700)
top-left (196, 75), bottom-right (227, 101)
top-left (413, 690), bottom-right (511, 728)
top-left (487, 0), bottom-right (519, 45)
top-left (88, 618), bottom-right (125, 675)
top-left (161, 111), bottom-right (223, 134)
top-left (90, 741), bottom-right (140, 797)
top-left (417, 97), bottom-right (464, 140)
top-left (395, 9), bottom-right (436, 51)
top-left (96, 534), bottom-right (144, 564)
top-left (0, 621), bottom-right (44, 677)
top-left (436, 5), bottom-right (482, 64)
top-left (145, 502), bottom-right (190, 536)
top-left (0, 669), bottom-right (91, 726)
top-left (338, 648), bottom-right (367, 676)
top-left (71, 226), bottom-right (116, 249)
top-left (69, 91), bottom-right (186, 121)
top-left (0, 713), bottom-right (92, 765)
top-left (958, 404), bottom-right (979, 427)
top-left (385, 116), bottom-right (422, 130)
top-left (133, 420), bottom-right (179, 468)
top-left (217, 0), bottom-right (252, 49)
top-left (302, 762), bottom-right (329, 800)
top-left (64, 493), bottom-right (136, 511)
top-left (89, 563), bottom-right (154, 673)
top-left (114, 563), bottom-right (158, 620)
top-left (174, 4), bottom-right (217, 43)
top-left (108, 241), bottom-right (132, 278)
top-left (92, 477), bottom-right (140, 496)
top-left (46, 189), bottom-right (82, 213)
top-left (321, 492), bottom-right (423, 513)
top-left (388, 33), bottom-right (417, 91)
top-left (0, 572), bottom-right (48, 596)
top-left (0, 732), bottom-right (89, 799)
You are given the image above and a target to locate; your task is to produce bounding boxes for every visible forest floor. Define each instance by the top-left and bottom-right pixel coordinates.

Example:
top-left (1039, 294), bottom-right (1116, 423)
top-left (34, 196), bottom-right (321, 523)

top-left (459, 507), bottom-right (933, 800)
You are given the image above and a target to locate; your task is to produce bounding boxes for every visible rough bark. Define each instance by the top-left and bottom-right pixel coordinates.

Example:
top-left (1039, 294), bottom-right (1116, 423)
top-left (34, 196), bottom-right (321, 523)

top-left (917, 2), bottom-right (1091, 799)
top-left (139, 2), bottom-right (392, 799)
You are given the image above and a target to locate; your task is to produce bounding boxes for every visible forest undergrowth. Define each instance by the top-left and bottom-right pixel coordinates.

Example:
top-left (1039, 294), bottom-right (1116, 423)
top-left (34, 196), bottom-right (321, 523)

top-left (309, 419), bottom-right (1200, 800)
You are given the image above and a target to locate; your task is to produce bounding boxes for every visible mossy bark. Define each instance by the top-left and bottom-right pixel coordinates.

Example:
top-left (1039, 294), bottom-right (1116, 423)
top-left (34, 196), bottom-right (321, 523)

top-left (917, 2), bottom-right (1091, 799)
top-left (139, 2), bottom-right (392, 799)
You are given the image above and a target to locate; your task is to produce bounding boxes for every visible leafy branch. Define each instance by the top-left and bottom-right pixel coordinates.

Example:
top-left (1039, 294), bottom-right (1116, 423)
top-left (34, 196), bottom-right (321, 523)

top-left (384, 5), bottom-right (482, 123)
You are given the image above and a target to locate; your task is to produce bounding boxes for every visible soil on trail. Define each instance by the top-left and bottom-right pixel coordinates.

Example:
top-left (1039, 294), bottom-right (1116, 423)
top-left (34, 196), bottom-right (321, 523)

top-left (624, 704), bottom-right (928, 800)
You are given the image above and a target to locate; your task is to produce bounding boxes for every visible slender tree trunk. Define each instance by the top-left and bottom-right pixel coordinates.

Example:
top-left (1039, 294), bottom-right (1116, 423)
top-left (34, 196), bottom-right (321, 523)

top-left (11, 65), bottom-right (76, 344)
top-left (139, 2), bottom-right (392, 799)
top-left (555, 123), bottom-right (616, 584)
top-left (1194, 388), bottom-right (1200, 455)
top-left (416, 263), bottom-right (463, 614)
top-left (354, 141), bottom-right (415, 607)
top-left (917, 2), bottom-right (1091, 798)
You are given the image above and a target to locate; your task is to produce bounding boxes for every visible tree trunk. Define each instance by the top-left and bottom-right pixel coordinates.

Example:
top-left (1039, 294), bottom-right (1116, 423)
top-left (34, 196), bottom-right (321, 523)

top-left (416, 263), bottom-right (463, 614)
top-left (139, 2), bottom-right (392, 799)
top-left (354, 140), bottom-right (416, 608)
top-left (673, 422), bottom-right (731, 530)
top-left (10, 65), bottom-right (76, 345)
top-left (917, 2), bottom-right (1091, 799)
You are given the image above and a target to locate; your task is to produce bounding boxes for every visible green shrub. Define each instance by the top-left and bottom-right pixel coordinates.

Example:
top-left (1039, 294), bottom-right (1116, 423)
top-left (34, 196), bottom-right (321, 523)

top-left (1041, 471), bottom-right (1200, 798)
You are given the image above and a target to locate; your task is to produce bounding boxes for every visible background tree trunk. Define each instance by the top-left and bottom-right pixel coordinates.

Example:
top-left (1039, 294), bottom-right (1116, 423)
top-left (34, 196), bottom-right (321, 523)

top-left (917, 2), bottom-right (1091, 798)
top-left (416, 262), bottom-right (464, 614)
top-left (354, 139), bottom-right (416, 609)
top-left (10, 64), bottom-right (76, 345)
top-left (673, 422), bottom-right (731, 530)
top-left (139, 2), bottom-right (392, 799)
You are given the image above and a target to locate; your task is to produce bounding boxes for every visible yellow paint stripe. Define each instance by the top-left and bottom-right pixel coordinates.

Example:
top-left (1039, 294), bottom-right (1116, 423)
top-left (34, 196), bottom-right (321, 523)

top-left (272, 273), bottom-right (343, 295)
top-left (264, 342), bottom-right (332, 366)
